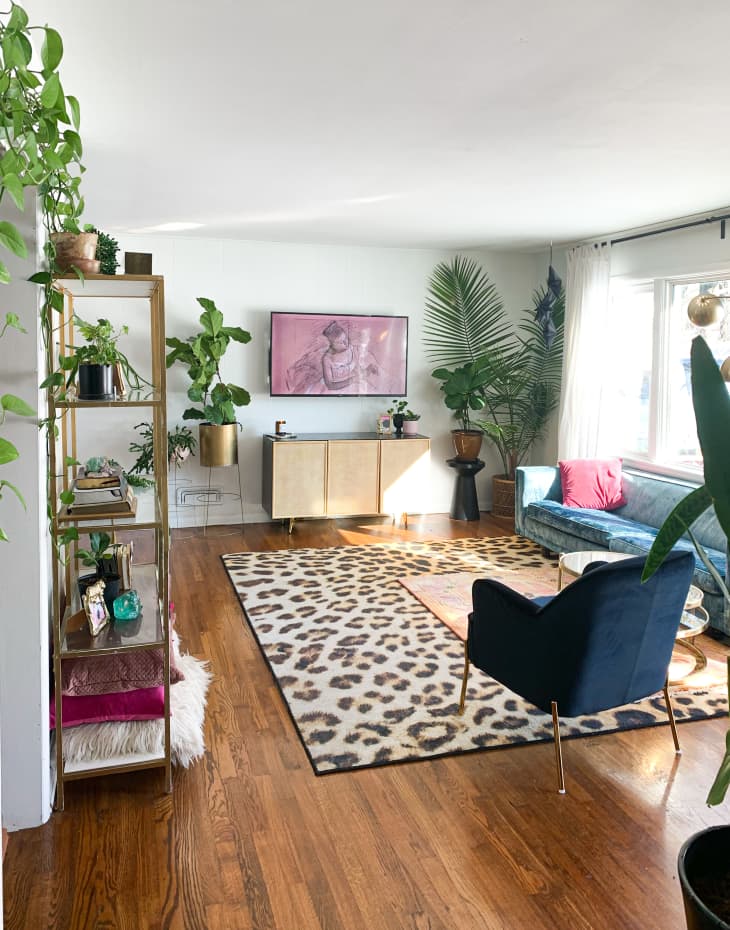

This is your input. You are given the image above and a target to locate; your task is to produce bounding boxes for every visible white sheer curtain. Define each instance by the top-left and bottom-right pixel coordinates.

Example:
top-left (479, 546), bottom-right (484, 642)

top-left (557, 243), bottom-right (612, 460)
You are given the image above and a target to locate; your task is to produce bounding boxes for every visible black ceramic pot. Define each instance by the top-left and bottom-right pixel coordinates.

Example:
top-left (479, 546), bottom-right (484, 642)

top-left (678, 826), bottom-right (730, 929)
top-left (78, 363), bottom-right (114, 400)
top-left (392, 413), bottom-right (404, 436)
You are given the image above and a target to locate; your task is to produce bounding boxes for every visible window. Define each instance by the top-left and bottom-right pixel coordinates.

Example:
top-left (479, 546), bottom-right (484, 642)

top-left (610, 273), bottom-right (730, 477)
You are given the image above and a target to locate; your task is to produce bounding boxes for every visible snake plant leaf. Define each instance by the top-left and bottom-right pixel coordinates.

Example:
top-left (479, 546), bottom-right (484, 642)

top-left (707, 724), bottom-right (730, 806)
top-left (691, 335), bottom-right (730, 539)
top-left (641, 485), bottom-right (713, 582)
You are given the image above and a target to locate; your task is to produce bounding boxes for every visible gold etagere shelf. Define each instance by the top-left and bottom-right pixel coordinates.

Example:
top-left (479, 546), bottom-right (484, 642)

top-left (47, 274), bottom-right (171, 809)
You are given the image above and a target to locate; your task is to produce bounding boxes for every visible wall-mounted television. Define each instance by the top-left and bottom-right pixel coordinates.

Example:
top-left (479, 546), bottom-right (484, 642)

top-left (269, 312), bottom-right (408, 397)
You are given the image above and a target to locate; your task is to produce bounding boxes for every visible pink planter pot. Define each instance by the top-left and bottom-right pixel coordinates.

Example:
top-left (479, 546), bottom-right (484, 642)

top-left (403, 419), bottom-right (420, 435)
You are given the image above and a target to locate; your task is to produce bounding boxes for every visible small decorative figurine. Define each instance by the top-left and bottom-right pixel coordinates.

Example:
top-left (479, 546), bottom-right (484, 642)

top-left (82, 579), bottom-right (110, 636)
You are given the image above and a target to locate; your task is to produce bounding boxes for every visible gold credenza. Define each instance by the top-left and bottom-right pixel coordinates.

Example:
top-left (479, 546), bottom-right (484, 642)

top-left (262, 433), bottom-right (430, 525)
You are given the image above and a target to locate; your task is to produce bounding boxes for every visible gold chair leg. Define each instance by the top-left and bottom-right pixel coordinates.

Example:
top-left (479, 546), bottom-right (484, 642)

top-left (551, 701), bottom-right (566, 794)
top-left (457, 641), bottom-right (469, 715)
top-left (663, 678), bottom-right (681, 754)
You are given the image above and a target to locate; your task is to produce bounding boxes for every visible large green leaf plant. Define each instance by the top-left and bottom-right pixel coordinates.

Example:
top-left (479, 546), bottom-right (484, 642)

top-left (642, 335), bottom-right (730, 805)
top-left (165, 298), bottom-right (252, 425)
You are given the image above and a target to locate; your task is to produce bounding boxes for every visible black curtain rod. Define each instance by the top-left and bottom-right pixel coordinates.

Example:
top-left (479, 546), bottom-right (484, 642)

top-left (607, 212), bottom-right (730, 246)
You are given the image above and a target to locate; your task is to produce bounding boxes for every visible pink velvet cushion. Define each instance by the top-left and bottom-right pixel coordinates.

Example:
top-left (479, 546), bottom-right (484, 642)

top-left (558, 457), bottom-right (626, 510)
top-left (49, 686), bottom-right (165, 729)
top-left (61, 648), bottom-right (183, 697)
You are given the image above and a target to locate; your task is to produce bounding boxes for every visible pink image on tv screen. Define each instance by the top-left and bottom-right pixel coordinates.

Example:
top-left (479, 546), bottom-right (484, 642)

top-left (270, 313), bottom-right (408, 396)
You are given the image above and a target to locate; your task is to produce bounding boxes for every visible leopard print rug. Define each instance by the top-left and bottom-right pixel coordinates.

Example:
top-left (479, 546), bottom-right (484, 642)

top-left (222, 536), bottom-right (728, 774)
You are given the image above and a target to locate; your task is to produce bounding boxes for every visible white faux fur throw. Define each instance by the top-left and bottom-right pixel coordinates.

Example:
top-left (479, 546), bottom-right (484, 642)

top-left (61, 647), bottom-right (212, 768)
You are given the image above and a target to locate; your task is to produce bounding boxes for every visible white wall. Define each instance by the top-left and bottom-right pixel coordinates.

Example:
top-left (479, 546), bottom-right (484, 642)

top-left (76, 236), bottom-right (545, 523)
top-left (0, 192), bottom-right (52, 830)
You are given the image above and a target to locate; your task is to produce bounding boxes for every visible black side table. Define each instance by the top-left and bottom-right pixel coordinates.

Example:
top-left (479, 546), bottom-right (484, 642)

top-left (447, 458), bottom-right (485, 521)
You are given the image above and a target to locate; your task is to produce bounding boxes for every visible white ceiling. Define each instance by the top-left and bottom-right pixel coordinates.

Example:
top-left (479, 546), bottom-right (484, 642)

top-left (24, 0), bottom-right (730, 249)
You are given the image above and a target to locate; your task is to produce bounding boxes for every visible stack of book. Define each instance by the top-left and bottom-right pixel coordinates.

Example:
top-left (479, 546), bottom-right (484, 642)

top-left (68, 465), bottom-right (136, 516)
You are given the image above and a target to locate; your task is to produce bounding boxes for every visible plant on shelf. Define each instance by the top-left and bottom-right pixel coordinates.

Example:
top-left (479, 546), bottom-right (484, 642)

top-left (386, 398), bottom-right (417, 436)
top-left (58, 315), bottom-right (150, 400)
top-left (165, 297), bottom-right (252, 467)
top-left (641, 335), bottom-right (730, 927)
top-left (83, 224), bottom-right (119, 275)
top-left (74, 530), bottom-right (121, 610)
top-left (127, 422), bottom-right (197, 488)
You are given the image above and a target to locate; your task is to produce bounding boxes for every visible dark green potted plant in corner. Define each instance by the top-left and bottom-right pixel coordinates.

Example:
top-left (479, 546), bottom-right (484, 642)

top-left (476, 279), bottom-right (565, 518)
top-left (642, 336), bottom-right (730, 929)
top-left (165, 298), bottom-right (252, 467)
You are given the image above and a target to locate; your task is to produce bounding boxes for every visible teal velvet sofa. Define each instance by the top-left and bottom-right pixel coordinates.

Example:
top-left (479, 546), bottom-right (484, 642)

top-left (515, 465), bottom-right (729, 634)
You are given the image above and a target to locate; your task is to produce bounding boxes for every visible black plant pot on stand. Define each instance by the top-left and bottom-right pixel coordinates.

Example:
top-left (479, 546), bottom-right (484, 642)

top-left (78, 363), bottom-right (114, 400)
top-left (392, 413), bottom-right (404, 437)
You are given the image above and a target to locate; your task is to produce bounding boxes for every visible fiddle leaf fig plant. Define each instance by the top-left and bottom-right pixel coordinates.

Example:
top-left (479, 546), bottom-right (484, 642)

top-left (165, 298), bottom-right (252, 425)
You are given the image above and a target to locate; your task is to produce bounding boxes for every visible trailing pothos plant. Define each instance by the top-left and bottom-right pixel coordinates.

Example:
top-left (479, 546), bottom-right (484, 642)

top-left (0, 3), bottom-right (86, 555)
top-left (165, 298), bottom-right (252, 425)
top-left (642, 335), bottom-right (730, 806)
top-left (0, 311), bottom-right (35, 540)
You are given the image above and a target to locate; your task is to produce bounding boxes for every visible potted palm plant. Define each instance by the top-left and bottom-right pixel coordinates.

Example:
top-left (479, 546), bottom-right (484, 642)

top-left (165, 298), bottom-right (252, 466)
top-left (476, 283), bottom-right (564, 518)
top-left (642, 336), bottom-right (730, 929)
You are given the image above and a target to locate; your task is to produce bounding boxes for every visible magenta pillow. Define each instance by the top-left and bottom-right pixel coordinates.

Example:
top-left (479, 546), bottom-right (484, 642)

top-left (559, 457), bottom-right (626, 511)
top-left (49, 686), bottom-right (165, 729)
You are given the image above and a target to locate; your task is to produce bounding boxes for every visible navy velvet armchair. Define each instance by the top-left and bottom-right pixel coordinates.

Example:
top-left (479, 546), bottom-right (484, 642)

top-left (462, 551), bottom-right (695, 793)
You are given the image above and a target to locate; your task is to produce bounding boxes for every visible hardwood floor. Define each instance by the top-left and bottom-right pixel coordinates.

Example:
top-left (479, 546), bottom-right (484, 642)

top-left (3, 514), bottom-right (729, 930)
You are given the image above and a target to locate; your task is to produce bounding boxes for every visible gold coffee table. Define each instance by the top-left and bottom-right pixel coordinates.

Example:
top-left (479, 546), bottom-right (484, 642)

top-left (557, 550), bottom-right (710, 681)
top-left (557, 550), bottom-right (633, 589)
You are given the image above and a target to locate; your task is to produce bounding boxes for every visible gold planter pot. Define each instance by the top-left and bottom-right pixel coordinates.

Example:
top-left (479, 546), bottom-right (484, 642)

top-left (199, 423), bottom-right (238, 467)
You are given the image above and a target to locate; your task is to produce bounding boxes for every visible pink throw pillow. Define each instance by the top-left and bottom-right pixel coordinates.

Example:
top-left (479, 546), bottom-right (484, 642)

top-left (49, 686), bottom-right (165, 729)
top-left (61, 648), bottom-right (184, 697)
top-left (559, 457), bottom-right (626, 511)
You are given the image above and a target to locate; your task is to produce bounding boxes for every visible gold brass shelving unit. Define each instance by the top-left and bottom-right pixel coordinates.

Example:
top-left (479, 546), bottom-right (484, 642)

top-left (47, 274), bottom-right (171, 809)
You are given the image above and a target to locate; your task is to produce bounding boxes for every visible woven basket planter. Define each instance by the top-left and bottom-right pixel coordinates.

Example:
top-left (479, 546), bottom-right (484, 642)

top-left (492, 475), bottom-right (515, 520)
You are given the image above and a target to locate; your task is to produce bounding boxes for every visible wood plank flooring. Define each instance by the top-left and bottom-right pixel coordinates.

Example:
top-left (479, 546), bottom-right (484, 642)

top-left (3, 514), bottom-right (729, 930)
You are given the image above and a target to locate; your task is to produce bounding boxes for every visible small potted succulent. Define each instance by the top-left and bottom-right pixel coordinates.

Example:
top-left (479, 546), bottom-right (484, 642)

top-left (402, 409), bottom-right (421, 436)
top-left (165, 298), bottom-right (252, 466)
top-left (75, 531), bottom-right (120, 612)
